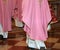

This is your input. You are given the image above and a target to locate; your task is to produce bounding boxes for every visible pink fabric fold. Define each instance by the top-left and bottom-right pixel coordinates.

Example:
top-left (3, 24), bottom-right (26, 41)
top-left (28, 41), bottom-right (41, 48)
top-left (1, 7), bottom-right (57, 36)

top-left (13, 0), bottom-right (22, 21)
top-left (0, 0), bottom-right (13, 32)
top-left (22, 0), bottom-right (52, 41)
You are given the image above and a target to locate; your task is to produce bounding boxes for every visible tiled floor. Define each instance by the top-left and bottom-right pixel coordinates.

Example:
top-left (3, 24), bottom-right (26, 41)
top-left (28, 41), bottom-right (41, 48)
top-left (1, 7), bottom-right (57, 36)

top-left (0, 30), bottom-right (60, 50)
top-left (0, 20), bottom-right (60, 50)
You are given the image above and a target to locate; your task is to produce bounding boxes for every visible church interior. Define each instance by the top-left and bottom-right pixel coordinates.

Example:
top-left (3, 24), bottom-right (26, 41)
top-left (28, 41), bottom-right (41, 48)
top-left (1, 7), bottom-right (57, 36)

top-left (0, 0), bottom-right (60, 50)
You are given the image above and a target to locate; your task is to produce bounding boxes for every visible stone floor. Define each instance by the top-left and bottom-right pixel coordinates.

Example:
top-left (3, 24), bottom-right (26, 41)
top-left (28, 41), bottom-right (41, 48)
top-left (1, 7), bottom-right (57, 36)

top-left (0, 31), bottom-right (60, 50)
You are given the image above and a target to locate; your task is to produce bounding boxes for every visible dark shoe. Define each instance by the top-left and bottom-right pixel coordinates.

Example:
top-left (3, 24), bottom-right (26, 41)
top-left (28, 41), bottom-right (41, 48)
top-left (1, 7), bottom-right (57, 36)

top-left (40, 47), bottom-right (46, 50)
top-left (27, 46), bottom-right (35, 50)
top-left (0, 35), bottom-right (3, 40)
top-left (2, 38), bottom-right (7, 41)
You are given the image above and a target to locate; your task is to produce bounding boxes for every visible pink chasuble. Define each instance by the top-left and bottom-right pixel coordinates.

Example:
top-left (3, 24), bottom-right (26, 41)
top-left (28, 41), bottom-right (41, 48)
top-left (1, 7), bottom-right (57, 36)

top-left (22, 0), bottom-right (52, 41)
top-left (0, 0), bottom-right (13, 32)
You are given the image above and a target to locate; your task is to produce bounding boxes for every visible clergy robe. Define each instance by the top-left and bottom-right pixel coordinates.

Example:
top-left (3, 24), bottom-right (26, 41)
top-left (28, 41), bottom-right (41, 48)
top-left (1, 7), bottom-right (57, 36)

top-left (0, 0), bottom-right (14, 32)
top-left (22, 0), bottom-right (52, 41)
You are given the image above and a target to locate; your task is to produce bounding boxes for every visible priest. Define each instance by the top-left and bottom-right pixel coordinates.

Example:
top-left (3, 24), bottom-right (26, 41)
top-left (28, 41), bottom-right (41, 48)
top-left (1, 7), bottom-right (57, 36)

top-left (22, 0), bottom-right (52, 50)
